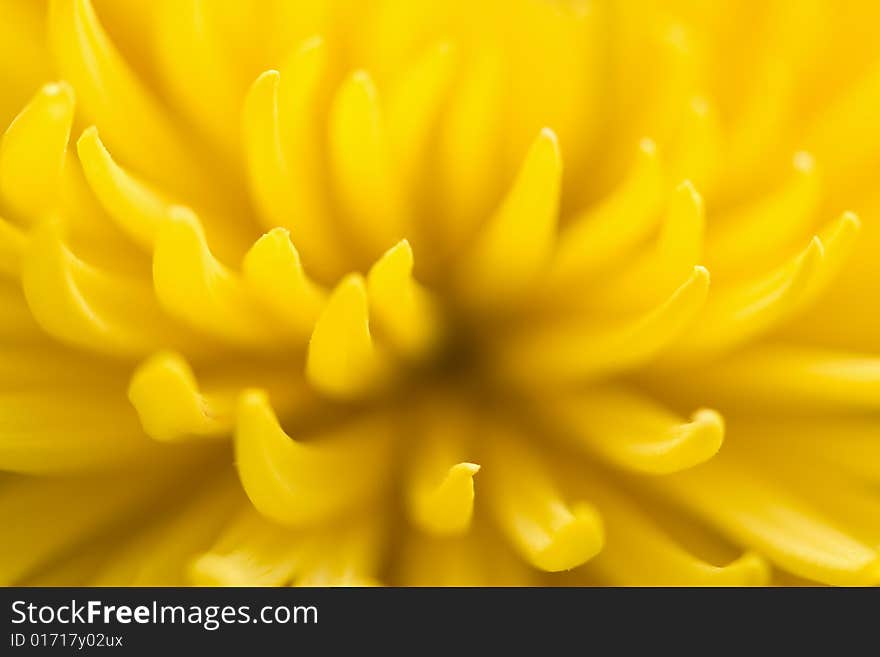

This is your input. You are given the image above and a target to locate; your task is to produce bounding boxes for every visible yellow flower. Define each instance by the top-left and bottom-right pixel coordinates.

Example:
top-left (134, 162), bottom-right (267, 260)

top-left (1, 0), bottom-right (879, 586)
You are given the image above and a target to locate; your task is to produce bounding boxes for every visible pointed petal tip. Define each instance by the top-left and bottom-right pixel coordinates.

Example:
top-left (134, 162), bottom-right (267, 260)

top-left (256, 69), bottom-right (281, 86)
top-left (1, 81), bottom-right (76, 216)
top-left (839, 210), bottom-right (861, 232)
top-left (533, 128), bottom-right (561, 168)
top-left (455, 124), bottom-right (562, 304)
top-left (128, 350), bottom-right (234, 442)
top-left (679, 407), bottom-right (725, 439)
top-left (673, 180), bottom-right (704, 216)
top-left (533, 503), bottom-right (605, 572)
top-left (41, 80), bottom-right (75, 108)
top-left (691, 407), bottom-right (725, 437)
top-left (378, 238), bottom-right (414, 267)
top-left (244, 226), bottom-right (303, 272)
top-left (340, 271), bottom-right (367, 293)
top-left (326, 274), bottom-right (370, 314)
top-left (244, 66), bottom-right (280, 113)
top-left (799, 235), bottom-right (825, 275)
top-left (250, 226), bottom-right (293, 255)
top-left (76, 124), bottom-right (99, 147)
top-left (689, 265), bottom-right (710, 288)
top-left (160, 205), bottom-right (208, 246)
top-left (539, 126), bottom-right (559, 146)
top-left (306, 273), bottom-right (385, 399)
top-left (438, 460), bottom-right (480, 494)
top-left (236, 388), bottom-right (275, 434)
top-left (449, 462), bottom-right (481, 477)
top-left (676, 178), bottom-right (697, 194)
top-left (414, 461), bottom-right (481, 536)
top-left (349, 69), bottom-right (376, 91)
top-left (650, 407), bottom-right (724, 474)
top-left (128, 351), bottom-right (198, 441)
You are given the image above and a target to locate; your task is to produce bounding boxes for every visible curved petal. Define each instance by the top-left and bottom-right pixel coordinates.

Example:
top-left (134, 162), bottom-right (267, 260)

top-left (234, 389), bottom-right (394, 527)
top-left (482, 424), bottom-right (604, 572)
top-left (542, 386), bottom-right (723, 475)
top-left (404, 398), bottom-right (479, 536)
top-left (566, 469), bottom-right (768, 586)
top-left (708, 151), bottom-right (821, 278)
top-left (658, 455), bottom-right (880, 586)
top-left (76, 125), bottom-right (168, 249)
top-left (455, 128), bottom-right (561, 308)
top-left (0, 82), bottom-right (74, 219)
top-left (387, 42), bottom-right (457, 207)
top-left (48, 0), bottom-right (212, 206)
top-left (306, 274), bottom-right (389, 399)
top-left (498, 266), bottom-right (709, 385)
top-left (586, 180), bottom-right (705, 313)
top-left (547, 138), bottom-right (664, 286)
top-left (0, 389), bottom-right (162, 473)
top-left (22, 220), bottom-right (199, 357)
top-left (129, 350), bottom-right (317, 442)
top-left (436, 45), bottom-right (506, 254)
top-left (366, 240), bottom-right (441, 359)
top-left (152, 207), bottom-right (291, 347)
top-left (242, 43), bottom-right (345, 280)
top-left (665, 236), bottom-right (824, 361)
top-left (241, 227), bottom-right (327, 339)
top-left (328, 70), bottom-right (405, 263)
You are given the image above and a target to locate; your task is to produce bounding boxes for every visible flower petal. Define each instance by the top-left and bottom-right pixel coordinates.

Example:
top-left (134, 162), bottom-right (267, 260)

top-left (366, 239), bottom-right (441, 359)
top-left (241, 227), bottom-right (327, 339)
top-left (566, 469), bottom-right (768, 586)
top-left (455, 128), bottom-right (562, 308)
top-left (658, 455), bottom-right (880, 586)
top-left (542, 386), bottom-right (723, 475)
top-left (242, 43), bottom-right (345, 280)
top-left (0, 81), bottom-right (74, 219)
top-left (707, 151), bottom-right (821, 279)
top-left (547, 138), bottom-right (664, 286)
top-left (49, 0), bottom-right (214, 207)
top-left (306, 274), bottom-right (389, 399)
top-left (22, 220), bottom-right (199, 357)
top-left (234, 389), bottom-right (394, 527)
top-left (152, 207), bottom-right (291, 346)
top-left (482, 425), bottom-right (604, 572)
top-left (669, 344), bottom-right (880, 412)
top-left (498, 265), bottom-right (709, 385)
top-left (404, 398), bottom-right (479, 536)
top-left (328, 70), bottom-right (406, 263)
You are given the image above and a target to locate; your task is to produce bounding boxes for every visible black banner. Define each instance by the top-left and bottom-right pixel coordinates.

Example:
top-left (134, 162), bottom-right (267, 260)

top-left (1, 587), bottom-right (875, 652)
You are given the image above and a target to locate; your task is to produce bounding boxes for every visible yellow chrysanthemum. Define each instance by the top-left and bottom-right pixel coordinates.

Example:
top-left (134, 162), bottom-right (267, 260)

top-left (1, 0), bottom-right (880, 587)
